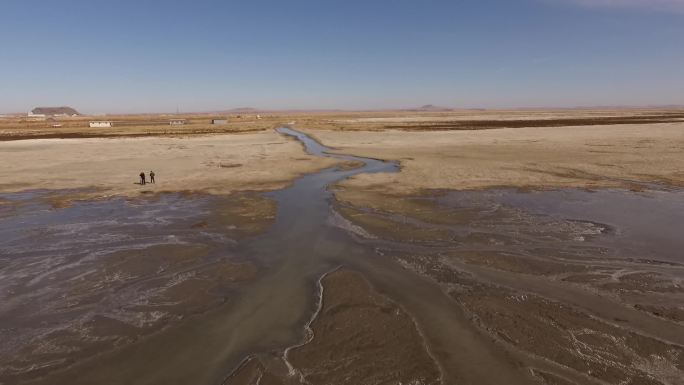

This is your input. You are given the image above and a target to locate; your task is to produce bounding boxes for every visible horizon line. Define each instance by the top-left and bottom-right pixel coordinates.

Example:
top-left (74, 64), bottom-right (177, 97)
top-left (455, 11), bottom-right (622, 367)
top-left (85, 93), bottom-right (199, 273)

top-left (4, 104), bottom-right (684, 116)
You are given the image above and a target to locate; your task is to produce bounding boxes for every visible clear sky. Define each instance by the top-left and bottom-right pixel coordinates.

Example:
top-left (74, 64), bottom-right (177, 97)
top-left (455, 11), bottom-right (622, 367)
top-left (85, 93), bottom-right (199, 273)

top-left (1, 0), bottom-right (683, 113)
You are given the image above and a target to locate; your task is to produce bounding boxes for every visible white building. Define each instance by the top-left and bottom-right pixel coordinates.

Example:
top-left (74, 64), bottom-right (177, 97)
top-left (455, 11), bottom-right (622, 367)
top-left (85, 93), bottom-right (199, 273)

top-left (27, 112), bottom-right (47, 121)
top-left (169, 119), bottom-right (186, 125)
top-left (212, 119), bottom-right (228, 125)
top-left (89, 121), bottom-right (113, 128)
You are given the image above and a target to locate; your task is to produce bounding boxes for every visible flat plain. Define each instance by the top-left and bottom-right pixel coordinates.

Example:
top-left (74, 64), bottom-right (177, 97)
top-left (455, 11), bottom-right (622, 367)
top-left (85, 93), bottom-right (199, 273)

top-left (1, 108), bottom-right (683, 385)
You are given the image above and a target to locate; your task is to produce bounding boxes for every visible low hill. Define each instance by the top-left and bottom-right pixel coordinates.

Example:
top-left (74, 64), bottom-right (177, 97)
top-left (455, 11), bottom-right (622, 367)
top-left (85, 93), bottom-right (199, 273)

top-left (31, 106), bottom-right (80, 116)
top-left (408, 105), bottom-right (453, 112)
top-left (228, 107), bottom-right (260, 113)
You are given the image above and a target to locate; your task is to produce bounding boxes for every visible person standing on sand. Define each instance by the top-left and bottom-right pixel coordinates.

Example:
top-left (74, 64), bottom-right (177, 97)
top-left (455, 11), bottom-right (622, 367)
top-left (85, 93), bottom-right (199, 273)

top-left (140, 172), bottom-right (146, 185)
top-left (150, 171), bottom-right (155, 184)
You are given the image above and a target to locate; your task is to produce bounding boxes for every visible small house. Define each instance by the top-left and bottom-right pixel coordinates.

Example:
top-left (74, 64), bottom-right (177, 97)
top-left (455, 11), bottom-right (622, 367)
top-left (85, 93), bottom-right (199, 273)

top-left (89, 121), bottom-right (113, 128)
top-left (27, 113), bottom-right (47, 121)
top-left (169, 119), bottom-right (186, 126)
top-left (212, 119), bottom-right (228, 125)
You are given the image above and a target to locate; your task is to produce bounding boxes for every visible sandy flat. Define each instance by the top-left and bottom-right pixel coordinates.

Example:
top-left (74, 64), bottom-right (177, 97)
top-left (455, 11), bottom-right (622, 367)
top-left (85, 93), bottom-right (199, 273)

top-left (303, 122), bottom-right (684, 193)
top-left (0, 130), bottom-right (337, 198)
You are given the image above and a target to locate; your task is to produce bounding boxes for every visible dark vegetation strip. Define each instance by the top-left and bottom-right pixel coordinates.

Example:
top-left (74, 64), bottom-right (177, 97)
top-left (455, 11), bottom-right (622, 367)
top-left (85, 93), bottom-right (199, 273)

top-left (384, 114), bottom-right (684, 131)
top-left (0, 128), bottom-right (267, 141)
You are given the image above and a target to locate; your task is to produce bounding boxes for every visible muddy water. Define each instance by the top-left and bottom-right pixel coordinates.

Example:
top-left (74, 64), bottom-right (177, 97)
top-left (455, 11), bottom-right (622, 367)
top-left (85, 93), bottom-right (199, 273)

top-left (0, 192), bottom-right (258, 384)
top-left (3, 128), bottom-right (684, 385)
top-left (494, 188), bottom-right (684, 263)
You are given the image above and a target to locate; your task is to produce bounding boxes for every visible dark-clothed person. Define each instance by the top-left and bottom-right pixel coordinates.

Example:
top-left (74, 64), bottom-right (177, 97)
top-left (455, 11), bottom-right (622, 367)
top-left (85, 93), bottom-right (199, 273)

top-left (140, 172), bottom-right (146, 185)
top-left (150, 171), bottom-right (155, 184)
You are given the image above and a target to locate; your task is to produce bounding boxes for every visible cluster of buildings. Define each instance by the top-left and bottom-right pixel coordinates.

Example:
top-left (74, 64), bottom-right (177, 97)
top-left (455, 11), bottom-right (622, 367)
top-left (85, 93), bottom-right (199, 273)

top-left (87, 120), bottom-right (190, 128)
top-left (22, 107), bottom-right (241, 128)
top-left (88, 119), bottom-right (193, 128)
top-left (87, 118), bottom-right (228, 128)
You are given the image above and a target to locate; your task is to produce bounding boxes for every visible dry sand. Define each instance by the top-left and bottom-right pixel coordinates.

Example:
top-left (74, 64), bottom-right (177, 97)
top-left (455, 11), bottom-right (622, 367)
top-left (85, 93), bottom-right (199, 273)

top-left (3, 109), bottom-right (683, 198)
top-left (0, 131), bottom-right (338, 198)
top-left (301, 122), bottom-right (684, 192)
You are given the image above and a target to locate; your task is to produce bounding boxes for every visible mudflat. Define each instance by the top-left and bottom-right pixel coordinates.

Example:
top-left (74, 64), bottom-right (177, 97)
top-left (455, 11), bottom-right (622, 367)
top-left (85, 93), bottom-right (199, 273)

top-left (333, 187), bottom-right (684, 384)
top-left (225, 269), bottom-right (442, 385)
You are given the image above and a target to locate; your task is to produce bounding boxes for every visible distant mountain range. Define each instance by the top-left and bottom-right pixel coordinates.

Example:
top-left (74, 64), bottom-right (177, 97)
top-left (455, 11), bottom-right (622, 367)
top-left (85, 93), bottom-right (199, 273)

top-left (7, 104), bottom-right (681, 117)
top-left (210, 105), bottom-right (457, 114)
top-left (227, 107), bottom-right (260, 113)
top-left (406, 105), bottom-right (454, 112)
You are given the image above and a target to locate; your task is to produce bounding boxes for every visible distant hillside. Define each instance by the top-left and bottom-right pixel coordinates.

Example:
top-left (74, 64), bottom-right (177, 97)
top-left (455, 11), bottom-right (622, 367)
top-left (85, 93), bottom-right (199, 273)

top-left (206, 107), bottom-right (264, 115)
top-left (31, 106), bottom-right (80, 116)
top-left (228, 107), bottom-right (260, 113)
top-left (408, 105), bottom-right (453, 112)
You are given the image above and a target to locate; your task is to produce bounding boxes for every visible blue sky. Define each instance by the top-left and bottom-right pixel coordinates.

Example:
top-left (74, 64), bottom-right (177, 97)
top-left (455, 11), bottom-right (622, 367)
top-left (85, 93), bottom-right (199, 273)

top-left (1, 0), bottom-right (683, 113)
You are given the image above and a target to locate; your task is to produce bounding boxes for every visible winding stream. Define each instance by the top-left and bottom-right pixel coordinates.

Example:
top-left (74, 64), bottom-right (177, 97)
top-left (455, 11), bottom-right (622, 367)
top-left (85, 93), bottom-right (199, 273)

top-left (11, 128), bottom-right (525, 385)
top-left (4, 128), bottom-right (684, 385)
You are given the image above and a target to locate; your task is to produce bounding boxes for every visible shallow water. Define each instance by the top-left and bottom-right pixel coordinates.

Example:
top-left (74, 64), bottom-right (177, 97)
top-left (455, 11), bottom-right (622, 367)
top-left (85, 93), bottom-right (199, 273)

top-left (0, 192), bottom-right (235, 383)
top-left (495, 188), bottom-right (684, 263)
top-left (2, 128), bottom-right (683, 385)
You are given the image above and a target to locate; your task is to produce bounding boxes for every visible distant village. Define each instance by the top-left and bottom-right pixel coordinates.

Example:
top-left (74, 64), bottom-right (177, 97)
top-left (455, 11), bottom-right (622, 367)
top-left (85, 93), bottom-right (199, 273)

top-left (11, 106), bottom-right (263, 128)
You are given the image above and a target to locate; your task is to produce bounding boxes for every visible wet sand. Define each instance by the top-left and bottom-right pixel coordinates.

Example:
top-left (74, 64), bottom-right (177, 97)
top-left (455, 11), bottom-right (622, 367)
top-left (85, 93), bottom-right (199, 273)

top-left (333, 187), bottom-right (684, 384)
top-left (225, 269), bottom-right (442, 385)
